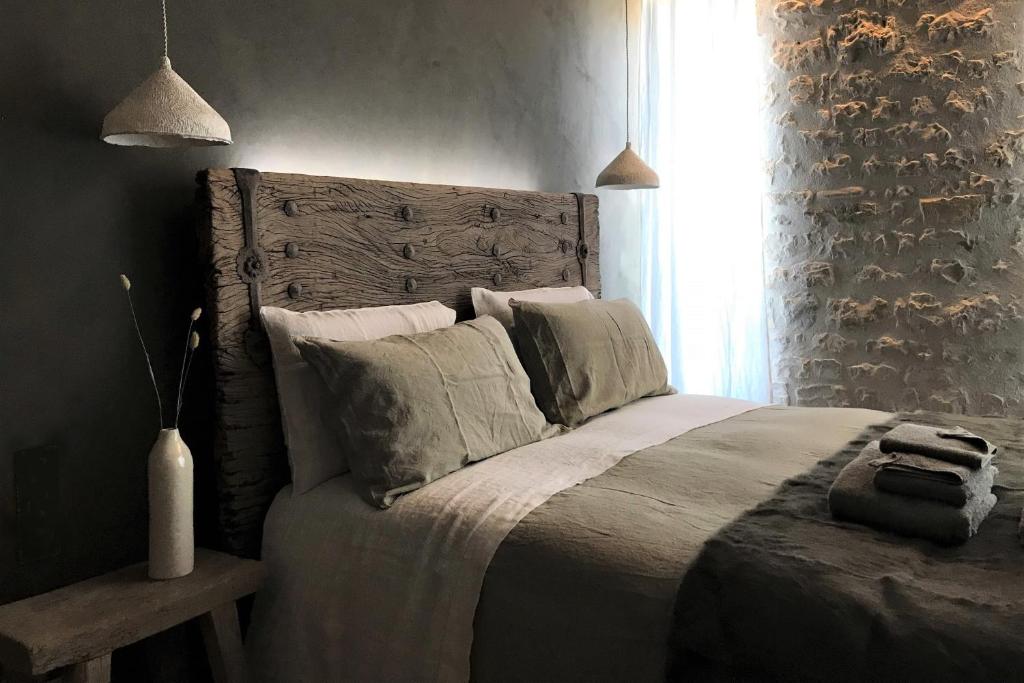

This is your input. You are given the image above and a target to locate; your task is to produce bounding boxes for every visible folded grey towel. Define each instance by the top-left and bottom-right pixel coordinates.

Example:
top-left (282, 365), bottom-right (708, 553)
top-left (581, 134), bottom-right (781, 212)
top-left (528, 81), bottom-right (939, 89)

top-left (828, 442), bottom-right (997, 545)
top-left (879, 423), bottom-right (996, 469)
top-left (869, 451), bottom-right (997, 506)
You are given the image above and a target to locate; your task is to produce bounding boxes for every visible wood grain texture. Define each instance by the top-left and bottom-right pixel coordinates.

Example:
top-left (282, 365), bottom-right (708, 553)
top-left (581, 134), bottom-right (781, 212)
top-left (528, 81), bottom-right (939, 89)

top-left (196, 168), bottom-right (601, 556)
top-left (0, 549), bottom-right (264, 676)
top-left (198, 603), bottom-right (246, 683)
top-left (65, 654), bottom-right (111, 683)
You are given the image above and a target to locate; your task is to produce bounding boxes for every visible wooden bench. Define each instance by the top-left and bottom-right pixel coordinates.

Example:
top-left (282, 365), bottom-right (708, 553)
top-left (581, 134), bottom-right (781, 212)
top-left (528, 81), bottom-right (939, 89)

top-left (0, 548), bottom-right (265, 682)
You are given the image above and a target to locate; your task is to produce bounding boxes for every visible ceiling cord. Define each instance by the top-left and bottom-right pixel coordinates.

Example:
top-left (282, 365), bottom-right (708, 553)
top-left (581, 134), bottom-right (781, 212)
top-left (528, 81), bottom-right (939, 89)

top-left (162, 0), bottom-right (169, 60)
top-left (622, 0), bottom-right (630, 145)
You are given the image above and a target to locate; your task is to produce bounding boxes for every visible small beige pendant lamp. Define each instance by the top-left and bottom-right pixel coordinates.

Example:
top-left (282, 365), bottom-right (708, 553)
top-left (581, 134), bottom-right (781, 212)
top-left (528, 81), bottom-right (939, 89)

top-left (596, 0), bottom-right (658, 189)
top-left (101, 0), bottom-right (232, 147)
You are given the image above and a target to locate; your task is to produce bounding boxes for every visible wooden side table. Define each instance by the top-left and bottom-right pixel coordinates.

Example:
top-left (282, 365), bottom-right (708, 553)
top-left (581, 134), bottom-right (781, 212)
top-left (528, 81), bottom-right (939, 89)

top-left (0, 548), bottom-right (264, 683)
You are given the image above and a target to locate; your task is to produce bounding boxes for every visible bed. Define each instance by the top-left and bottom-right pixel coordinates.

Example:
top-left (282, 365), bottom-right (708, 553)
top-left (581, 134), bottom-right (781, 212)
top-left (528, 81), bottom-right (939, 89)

top-left (196, 169), bottom-right (1024, 682)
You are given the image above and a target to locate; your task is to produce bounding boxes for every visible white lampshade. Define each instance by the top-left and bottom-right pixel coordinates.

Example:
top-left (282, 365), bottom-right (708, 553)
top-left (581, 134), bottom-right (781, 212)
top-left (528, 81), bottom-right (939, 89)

top-left (101, 57), bottom-right (232, 147)
top-left (596, 142), bottom-right (659, 189)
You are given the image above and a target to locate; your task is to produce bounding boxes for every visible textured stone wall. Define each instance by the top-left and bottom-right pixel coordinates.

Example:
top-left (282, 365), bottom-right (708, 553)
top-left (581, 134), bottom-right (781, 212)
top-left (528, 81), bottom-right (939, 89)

top-left (760, 0), bottom-right (1024, 415)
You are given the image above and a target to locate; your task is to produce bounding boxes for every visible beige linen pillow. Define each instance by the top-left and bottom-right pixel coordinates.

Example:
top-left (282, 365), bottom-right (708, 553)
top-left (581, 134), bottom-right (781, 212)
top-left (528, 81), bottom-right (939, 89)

top-left (511, 298), bottom-right (674, 427)
top-left (260, 301), bottom-right (457, 494)
top-left (471, 285), bottom-right (593, 328)
top-left (294, 316), bottom-right (562, 508)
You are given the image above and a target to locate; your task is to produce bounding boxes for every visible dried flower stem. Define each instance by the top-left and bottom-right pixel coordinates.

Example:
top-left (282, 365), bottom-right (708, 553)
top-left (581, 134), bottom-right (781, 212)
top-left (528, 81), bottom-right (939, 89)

top-left (121, 275), bottom-right (202, 431)
top-left (174, 320), bottom-right (194, 428)
top-left (176, 351), bottom-right (193, 427)
top-left (122, 280), bottom-right (164, 429)
top-left (175, 331), bottom-right (200, 428)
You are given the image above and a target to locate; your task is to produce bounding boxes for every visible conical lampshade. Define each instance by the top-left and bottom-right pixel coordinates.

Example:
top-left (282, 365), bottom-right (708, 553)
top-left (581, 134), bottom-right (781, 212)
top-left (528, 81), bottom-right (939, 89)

top-left (596, 142), bottom-right (659, 189)
top-left (101, 57), bottom-right (232, 147)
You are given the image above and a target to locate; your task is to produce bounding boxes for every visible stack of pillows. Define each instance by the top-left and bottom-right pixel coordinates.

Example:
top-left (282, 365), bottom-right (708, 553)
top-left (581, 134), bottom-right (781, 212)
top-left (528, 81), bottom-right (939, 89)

top-left (261, 285), bottom-right (672, 508)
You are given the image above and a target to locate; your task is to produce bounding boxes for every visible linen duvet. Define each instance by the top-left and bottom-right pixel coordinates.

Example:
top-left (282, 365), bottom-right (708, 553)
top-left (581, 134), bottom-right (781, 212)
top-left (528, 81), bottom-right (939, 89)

top-left (246, 398), bottom-right (1024, 682)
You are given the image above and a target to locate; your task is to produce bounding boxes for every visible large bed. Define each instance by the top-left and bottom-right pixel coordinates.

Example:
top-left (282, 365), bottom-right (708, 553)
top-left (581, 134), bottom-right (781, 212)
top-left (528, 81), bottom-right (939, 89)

top-left (196, 169), bottom-right (1024, 682)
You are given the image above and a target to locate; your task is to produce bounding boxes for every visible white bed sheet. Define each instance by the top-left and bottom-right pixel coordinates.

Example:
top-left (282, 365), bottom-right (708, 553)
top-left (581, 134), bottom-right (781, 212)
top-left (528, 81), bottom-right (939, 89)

top-left (246, 393), bottom-right (759, 682)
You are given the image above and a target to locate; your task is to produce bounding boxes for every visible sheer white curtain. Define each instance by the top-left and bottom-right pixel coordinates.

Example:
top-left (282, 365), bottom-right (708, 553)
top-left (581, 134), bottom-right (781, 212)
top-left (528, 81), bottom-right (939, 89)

top-left (637, 0), bottom-right (770, 402)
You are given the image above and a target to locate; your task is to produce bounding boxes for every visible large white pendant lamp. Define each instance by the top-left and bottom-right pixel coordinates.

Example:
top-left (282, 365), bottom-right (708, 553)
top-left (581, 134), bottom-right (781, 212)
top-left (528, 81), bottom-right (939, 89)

top-left (596, 0), bottom-right (658, 189)
top-left (101, 0), bottom-right (232, 147)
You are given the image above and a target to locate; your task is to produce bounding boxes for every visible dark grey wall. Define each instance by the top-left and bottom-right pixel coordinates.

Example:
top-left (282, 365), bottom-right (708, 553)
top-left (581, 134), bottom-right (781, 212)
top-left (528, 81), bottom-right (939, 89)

top-left (0, 0), bottom-right (636, 604)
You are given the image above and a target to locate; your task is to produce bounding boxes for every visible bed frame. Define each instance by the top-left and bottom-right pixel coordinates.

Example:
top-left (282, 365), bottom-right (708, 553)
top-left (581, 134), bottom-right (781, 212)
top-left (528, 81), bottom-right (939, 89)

top-left (195, 168), bottom-right (601, 556)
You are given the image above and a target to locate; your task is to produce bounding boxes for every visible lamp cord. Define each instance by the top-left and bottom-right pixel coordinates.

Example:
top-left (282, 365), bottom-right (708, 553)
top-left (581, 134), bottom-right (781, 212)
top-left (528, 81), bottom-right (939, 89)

top-left (625, 0), bottom-right (630, 145)
top-left (162, 0), bottom-right (169, 59)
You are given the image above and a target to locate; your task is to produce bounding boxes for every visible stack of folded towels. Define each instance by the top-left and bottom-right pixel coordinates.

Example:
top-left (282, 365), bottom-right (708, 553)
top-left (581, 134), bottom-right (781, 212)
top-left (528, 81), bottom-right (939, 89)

top-left (828, 423), bottom-right (998, 545)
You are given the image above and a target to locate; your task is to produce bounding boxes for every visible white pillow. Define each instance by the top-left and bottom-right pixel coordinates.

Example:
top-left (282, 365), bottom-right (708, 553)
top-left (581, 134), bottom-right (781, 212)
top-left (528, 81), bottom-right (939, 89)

top-left (471, 286), bottom-right (594, 328)
top-left (260, 301), bottom-right (457, 494)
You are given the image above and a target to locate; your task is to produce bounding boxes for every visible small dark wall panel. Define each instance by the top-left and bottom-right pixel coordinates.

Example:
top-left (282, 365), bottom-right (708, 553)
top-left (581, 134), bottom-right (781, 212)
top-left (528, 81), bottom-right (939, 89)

top-left (14, 446), bottom-right (62, 566)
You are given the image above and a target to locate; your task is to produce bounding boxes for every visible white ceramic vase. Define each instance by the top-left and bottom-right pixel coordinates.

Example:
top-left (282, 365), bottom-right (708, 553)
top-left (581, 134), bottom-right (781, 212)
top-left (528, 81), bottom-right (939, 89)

top-left (148, 428), bottom-right (194, 580)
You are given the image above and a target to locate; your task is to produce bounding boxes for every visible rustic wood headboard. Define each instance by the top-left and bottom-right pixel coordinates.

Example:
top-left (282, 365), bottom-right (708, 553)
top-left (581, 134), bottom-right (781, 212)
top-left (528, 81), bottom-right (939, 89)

top-left (195, 168), bottom-right (601, 556)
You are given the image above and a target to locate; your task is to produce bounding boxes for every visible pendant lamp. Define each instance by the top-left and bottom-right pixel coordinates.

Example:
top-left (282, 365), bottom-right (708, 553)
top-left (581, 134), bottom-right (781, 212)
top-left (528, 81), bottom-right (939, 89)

top-left (596, 0), bottom-right (658, 189)
top-left (101, 0), bottom-right (232, 147)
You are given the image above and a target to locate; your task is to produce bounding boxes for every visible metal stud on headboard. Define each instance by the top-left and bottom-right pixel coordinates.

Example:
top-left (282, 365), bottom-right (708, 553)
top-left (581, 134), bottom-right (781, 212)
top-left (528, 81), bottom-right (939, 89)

top-left (572, 192), bottom-right (589, 287)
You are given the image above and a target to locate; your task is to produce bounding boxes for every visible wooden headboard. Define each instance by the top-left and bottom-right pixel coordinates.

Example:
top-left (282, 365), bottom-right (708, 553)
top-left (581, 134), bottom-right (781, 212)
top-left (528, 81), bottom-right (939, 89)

top-left (195, 168), bottom-right (601, 556)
